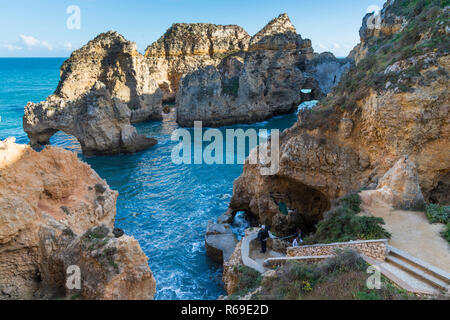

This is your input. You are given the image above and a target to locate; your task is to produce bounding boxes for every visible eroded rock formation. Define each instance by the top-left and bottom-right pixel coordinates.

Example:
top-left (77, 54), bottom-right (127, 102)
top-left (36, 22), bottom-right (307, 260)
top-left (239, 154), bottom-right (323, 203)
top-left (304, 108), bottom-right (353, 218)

top-left (229, 0), bottom-right (450, 235)
top-left (24, 15), bottom-right (349, 149)
top-left (176, 14), bottom-right (321, 127)
top-left (176, 14), bottom-right (351, 127)
top-left (24, 31), bottom-right (162, 155)
top-left (0, 138), bottom-right (156, 299)
top-left (145, 23), bottom-right (250, 101)
top-left (361, 156), bottom-right (426, 211)
top-left (306, 52), bottom-right (353, 95)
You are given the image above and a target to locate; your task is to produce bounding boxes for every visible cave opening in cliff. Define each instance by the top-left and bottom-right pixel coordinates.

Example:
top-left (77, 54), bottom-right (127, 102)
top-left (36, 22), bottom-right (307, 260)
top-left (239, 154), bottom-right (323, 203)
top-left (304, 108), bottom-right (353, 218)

top-left (231, 177), bottom-right (331, 238)
top-left (267, 177), bottom-right (331, 236)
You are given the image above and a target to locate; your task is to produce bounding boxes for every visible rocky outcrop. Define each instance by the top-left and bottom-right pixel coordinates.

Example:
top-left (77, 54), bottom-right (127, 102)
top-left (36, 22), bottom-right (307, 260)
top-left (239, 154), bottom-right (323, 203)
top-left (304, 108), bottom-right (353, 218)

top-left (24, 82), bottom-right (157, 156)
top-left (222, 241), bottom-right (242, 295)
top-left (228, 0), bottom-right (450, 235)
top-left (176, 14), bottom-right (323, 127)
top-left (205, 221), bottom-right (238, 264)
top-left (0, 138), bottom-right (155, 299)
top-left (352, 1), bottom-right (405, 65)
top-left (362, 156), bottom-right (425, 211)
top-left (24, 31), bottom-right (162, 155)
top-left (306, 52), bottom-right (353, 95)
top-left (24, 16), bottom-right (347, 145)
top-left (145, 23), bottom-right (250, 101)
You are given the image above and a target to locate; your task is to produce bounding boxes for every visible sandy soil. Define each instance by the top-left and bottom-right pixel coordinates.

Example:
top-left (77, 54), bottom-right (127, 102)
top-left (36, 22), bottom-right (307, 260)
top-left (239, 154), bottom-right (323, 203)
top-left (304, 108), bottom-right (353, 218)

top-left (360, 191), bottom-right (450, 272)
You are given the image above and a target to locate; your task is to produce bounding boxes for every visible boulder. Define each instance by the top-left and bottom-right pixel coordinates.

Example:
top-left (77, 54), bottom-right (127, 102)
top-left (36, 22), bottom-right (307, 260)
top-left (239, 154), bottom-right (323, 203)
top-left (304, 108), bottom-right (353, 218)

top-left (217, 209), bottom-right (234, 224)
top-left (372, 156), bottom-right (426, 210)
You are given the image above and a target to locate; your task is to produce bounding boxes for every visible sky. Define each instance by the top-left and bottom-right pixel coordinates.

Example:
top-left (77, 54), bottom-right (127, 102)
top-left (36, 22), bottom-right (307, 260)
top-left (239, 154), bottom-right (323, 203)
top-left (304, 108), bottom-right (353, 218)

top-left (0, 0), bottom-right (386, 58)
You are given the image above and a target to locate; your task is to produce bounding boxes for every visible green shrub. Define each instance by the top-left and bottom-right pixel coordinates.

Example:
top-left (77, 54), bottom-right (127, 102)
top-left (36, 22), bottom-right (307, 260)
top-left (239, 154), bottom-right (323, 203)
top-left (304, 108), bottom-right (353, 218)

top-left (442, 223), bottom-right (450, 244)
top-left (88, 226), bottom-right (110, 239)
top-left (317, 249), bottom-right (367, 275)
top-left (305, 193), bottom-right (390, 244)
top-left (62, 228), bottom-right (75, 237)
top-left (307, 209), bottom-right (391, 243)
top-left (355, 290), bottom-right (382, 300)
top-left (259, 261), bottom-right (320, 300)
top-left (222, 76), bottom-right (240, 97)
top-left (425, 204), bottom-right (450, 224)
top-left (253, 250), bottom-right (417, 300)
top-left (335, 193), bottom-right (362, 214)
top-left (231, 265), bottom-right (262, 297)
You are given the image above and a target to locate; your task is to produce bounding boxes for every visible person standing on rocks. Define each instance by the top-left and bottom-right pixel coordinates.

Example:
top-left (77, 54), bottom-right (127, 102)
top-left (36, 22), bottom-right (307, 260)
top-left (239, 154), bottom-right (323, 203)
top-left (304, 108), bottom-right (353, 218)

top-left (258, 225), bottom-right (270, 254)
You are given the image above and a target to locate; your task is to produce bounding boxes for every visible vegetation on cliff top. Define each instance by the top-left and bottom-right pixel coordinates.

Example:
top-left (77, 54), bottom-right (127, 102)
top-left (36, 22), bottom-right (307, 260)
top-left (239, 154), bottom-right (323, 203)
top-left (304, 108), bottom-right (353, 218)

top-left (303, 0), bottom-right (449, 128)
top-left (331, 0), bottom-right (448, 110)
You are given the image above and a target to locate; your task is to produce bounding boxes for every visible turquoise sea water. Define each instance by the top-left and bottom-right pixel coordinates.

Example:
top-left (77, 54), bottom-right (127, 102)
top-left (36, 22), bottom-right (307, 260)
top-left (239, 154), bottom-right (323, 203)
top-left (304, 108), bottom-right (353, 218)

top-left (0, 58), bottom-right (311, 300)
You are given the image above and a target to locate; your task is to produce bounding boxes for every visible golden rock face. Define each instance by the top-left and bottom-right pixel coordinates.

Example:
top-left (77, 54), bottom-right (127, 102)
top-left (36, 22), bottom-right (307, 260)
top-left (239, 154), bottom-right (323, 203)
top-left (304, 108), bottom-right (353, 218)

top-left (229, 3), bottom-right (450, 234)
top-left (144, 23), bottom-right (251, 101)
top-left (0, 139), bottom-right (156, 300)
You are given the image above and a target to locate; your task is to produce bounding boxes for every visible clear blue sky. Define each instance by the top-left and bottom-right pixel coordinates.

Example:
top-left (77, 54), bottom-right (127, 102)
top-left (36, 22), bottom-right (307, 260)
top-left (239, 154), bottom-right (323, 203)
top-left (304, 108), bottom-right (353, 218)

top-left (0, 0), bottom-right (386, 58)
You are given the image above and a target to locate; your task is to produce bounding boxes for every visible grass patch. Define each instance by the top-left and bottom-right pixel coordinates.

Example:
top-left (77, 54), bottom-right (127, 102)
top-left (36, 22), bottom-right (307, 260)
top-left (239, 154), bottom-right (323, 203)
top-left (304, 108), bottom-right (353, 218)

top-left (228, 265), bottom-right (262, 299)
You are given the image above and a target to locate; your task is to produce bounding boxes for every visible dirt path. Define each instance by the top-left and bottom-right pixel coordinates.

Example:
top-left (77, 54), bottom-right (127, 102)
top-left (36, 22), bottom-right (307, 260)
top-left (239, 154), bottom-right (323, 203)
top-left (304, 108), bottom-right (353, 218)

top-left (360, 191), bottom-right (450, 272)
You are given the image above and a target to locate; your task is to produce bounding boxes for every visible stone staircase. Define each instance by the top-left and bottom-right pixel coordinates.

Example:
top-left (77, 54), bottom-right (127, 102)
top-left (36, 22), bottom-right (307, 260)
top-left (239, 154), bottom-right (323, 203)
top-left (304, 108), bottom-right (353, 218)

top-left (369, 246), bottom-right (450, 296)
top-left (241, 229), bottom-right (450, 297)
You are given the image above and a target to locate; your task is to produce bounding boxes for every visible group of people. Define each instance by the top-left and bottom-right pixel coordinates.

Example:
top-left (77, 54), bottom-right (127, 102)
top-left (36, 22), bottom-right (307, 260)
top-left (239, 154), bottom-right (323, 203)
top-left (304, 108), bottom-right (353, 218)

top-left (257, 226), bottom-right (303, 254)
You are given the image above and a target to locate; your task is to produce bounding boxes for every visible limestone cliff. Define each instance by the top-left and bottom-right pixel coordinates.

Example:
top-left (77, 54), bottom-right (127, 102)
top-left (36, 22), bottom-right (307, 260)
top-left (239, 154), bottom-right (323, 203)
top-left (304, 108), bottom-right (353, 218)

top-left (176, 14), bottom-right (350, 127)
top-left (145, 23), bottom-right (251, 101)
top-left (0, 138), bottom-right (156, 299)
top-left (24, 31), bottom-right (162, 155)
top-left (24, 16), bottom-right (348, 146)
top-left (229, 0), bottom-right (450, 235)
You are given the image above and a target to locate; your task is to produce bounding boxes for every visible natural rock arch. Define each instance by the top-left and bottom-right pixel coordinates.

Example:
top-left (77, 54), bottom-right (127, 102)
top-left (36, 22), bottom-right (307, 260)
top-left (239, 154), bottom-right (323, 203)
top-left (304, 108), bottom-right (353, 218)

top-left (24, 82), bottom-right (156, 156)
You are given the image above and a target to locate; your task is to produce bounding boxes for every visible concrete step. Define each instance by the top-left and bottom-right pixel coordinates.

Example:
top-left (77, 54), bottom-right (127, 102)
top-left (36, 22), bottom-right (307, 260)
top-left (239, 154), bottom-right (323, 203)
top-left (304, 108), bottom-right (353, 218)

top-left (387, 245), bottom-right (450, 285)
top-left (378, 260), bottom-right (440, 295)
top-left (386, 255), bottom-right (449, 292)
top-left (360, 254), bottom-right (440, 295)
